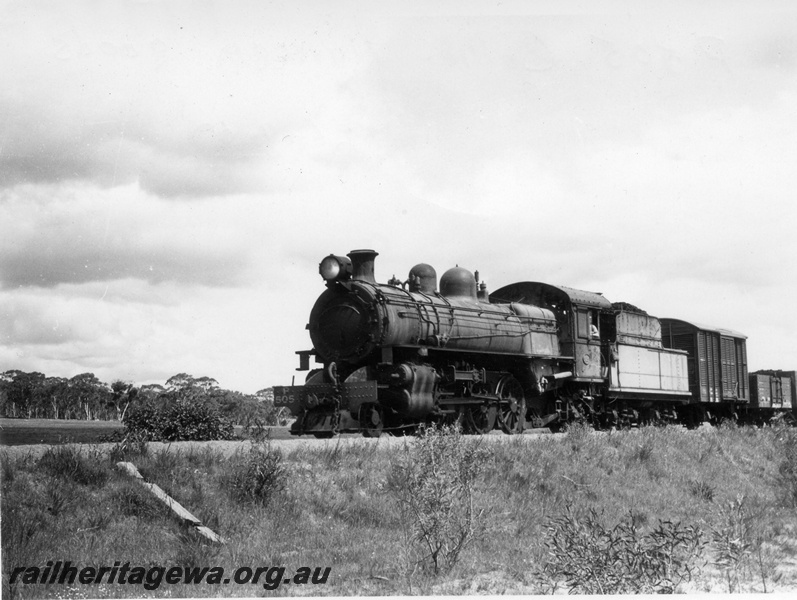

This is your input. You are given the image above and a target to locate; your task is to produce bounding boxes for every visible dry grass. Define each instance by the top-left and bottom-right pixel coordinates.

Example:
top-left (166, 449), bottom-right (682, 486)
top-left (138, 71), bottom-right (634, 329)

top-left (3, 424), bottom-right (797, 597)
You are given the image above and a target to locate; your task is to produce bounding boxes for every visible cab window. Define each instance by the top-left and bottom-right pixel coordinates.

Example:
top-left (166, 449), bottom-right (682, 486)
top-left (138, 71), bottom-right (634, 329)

top-left (577, 308), bottom-right (600, 340)
top-left (577, 309), bottom-right (590, 339)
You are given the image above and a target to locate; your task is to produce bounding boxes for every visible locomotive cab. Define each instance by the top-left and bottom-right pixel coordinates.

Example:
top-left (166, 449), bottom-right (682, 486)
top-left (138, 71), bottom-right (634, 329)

top-left (490, 282), bottom-right (611, 382)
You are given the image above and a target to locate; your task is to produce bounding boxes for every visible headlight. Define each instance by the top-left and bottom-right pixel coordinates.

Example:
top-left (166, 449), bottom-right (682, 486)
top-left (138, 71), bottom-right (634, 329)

top-left (319, 254), bottom-right (352, 282)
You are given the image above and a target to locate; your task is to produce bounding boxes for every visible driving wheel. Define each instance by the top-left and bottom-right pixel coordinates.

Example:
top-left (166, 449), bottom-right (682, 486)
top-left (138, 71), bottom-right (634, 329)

top-left (496, 375), bottom-right (526, 435)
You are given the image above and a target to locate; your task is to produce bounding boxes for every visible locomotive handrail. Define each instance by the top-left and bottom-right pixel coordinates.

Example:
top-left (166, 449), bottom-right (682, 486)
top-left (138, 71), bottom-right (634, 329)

top-left (390, 284), bottom-right (454, 341)
top-left (446, 331), bottom-right (540, 341)
top-left (416, 290), bottom-right (453, 341)
top-left (387, 296), bottom-right (555, 326)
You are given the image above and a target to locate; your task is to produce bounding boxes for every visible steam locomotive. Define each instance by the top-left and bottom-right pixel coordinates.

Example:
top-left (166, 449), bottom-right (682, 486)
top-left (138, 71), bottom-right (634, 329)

top-left (274, 250), bottom-right (796, 436)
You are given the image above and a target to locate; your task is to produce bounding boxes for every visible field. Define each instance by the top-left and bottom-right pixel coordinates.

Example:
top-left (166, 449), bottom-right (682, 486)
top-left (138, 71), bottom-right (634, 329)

top-left (0, 419), bottom-right (125, 446)
top-left (3, 423), bottom-right (797, 597)
top-left (0, 419), bottom-right (303, 447)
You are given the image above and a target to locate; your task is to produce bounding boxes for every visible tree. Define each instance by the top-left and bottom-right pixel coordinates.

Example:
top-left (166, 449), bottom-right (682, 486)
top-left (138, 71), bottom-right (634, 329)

top-left (195, 376), bottom-right (219, 392)
top-left (0, 371), bottom-right (45, 418)
top-left (109, 380), bottom-right (139, 421)
top-left (216, 391), bottom-right (273, 427)
top-left (139, 383), bottom-right (166, 401)
top-left (165, 373), bottom-right (218, 392)
top-left (255, 387), bottom-right (291, 425)
top-left (42, 377), bottom-right (69, 419)
top-left (256, 387), bottom-right (275, 403)
top-left (67, 373), bottom-right (111, 420)
top-left (0, 369), bottom-right (280, 424)
top-left (162, 373), bottom-right (221, 407)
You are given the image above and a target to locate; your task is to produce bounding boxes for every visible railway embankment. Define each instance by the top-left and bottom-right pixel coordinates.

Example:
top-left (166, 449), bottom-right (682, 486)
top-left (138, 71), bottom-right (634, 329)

top-left (3, 423), bottom-right (797, 596)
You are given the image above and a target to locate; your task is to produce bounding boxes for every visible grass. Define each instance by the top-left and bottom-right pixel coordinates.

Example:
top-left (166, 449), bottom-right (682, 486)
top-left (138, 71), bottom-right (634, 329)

top-left (2, 425), bottom-right (797, 597)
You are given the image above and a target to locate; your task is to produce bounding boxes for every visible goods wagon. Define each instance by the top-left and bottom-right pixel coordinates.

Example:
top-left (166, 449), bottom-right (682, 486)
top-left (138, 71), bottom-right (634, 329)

top-left (749, 370), bottom-right (796, 424)
top-left (660, 319), bottom-right (749, 424)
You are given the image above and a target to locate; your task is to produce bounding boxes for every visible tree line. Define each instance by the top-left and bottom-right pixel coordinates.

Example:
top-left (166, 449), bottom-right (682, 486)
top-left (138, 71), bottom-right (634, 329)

top-left (0, 370), bottom-right (284, 427)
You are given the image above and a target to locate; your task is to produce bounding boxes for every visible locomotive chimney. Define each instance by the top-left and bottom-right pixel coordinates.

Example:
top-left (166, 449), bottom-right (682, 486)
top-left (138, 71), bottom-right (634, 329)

top-left (348, 249), bottom-right (378, 284)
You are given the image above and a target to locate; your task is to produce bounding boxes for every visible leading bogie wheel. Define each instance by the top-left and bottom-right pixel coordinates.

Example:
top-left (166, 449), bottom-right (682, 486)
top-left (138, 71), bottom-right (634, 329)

top-left (360, 404), bottom-right (384, 438)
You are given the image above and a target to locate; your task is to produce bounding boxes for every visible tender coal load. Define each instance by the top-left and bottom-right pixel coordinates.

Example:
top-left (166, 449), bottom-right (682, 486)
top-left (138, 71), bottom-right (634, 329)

top-left (612, 301), bottom-right (648, 315)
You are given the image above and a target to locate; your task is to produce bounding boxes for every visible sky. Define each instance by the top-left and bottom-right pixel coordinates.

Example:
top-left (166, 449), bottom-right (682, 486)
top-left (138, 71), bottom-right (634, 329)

top-left (1, 0), bottom-right (796, 394)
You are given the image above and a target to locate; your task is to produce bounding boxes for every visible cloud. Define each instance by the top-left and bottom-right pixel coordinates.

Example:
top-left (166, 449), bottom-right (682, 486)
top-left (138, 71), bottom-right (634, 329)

top-left (0, 182), bottom-right (259, 289)
top-left (0, 1), bottom-right (373, 198)
top-left (0, 274), bottom-right (318, 393)
top-left (1, 1), bottom-right (796, 392)
top-left (0, 118), bottom-right (273, 198)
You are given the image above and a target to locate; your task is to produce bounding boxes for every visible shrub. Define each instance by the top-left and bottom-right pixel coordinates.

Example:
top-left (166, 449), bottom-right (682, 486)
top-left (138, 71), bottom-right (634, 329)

top-left (1, 454), bottom-right (16, 484)
top-left (109, 430), bottom-right (149, 463)
top-left (688, 479), bottom-right (715, 503)
top-left (222, 440), bottom-right (287, 506)
top-left (634, 434), bottom-right (656, 463)
top-left (37, 445), bottom-right (108, 487)
top-left (244, 418), bottom-right (271, 443)
top-left (710, 495), bottom-right (752, 593)
top-left (774, 424), bottom-right (797, 507)
top-left (564, 420), bottom-right (594, 452)
top-left (541, 505), bottom-right (705, 593)
top-left (387, 423), bottom-right (490, 575)
top-left (123, 400), bottom-right (234, 442)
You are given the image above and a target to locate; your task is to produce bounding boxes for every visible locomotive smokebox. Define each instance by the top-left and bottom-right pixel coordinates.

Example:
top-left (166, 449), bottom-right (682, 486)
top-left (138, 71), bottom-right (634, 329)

top-left (348, 249), bottom-right (379, 284)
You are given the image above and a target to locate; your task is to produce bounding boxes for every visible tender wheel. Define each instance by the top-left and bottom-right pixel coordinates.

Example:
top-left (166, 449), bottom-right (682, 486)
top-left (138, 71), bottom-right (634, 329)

top-left (360, 404), bottom-right (383, 438)
top-left (465, 403), bottom-right (497, 434)
top-left (496, 376), bottom-right (526, 435)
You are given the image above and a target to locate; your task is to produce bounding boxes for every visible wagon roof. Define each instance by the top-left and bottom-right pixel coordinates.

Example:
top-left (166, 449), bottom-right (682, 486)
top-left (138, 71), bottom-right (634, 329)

top-left (660, 317), bottom-right (747, 339)
top-left (490, 281), bottom-right (613, 310)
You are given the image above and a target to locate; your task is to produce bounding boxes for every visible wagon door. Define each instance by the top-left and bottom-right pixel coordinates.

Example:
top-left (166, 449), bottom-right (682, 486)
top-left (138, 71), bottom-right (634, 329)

top-left (721, 336), bottom-right (740, 400)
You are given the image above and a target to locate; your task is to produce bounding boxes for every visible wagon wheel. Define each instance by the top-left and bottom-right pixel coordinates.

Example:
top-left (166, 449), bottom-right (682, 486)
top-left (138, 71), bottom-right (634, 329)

top-left (360, 404), bottom-right (383, 438)
top-left (465, 403), bottom-right (497, 434)
top-left (496, 375), bottom-right (526, 435)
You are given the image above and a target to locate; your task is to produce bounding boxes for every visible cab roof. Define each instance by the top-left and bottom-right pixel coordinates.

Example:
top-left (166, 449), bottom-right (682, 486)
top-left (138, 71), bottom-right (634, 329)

top-left (490, 281), bottom-right (613, 310)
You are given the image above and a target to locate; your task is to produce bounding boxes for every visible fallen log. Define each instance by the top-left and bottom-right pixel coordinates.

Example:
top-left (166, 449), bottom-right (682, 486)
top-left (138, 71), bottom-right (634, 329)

top-left (116, 461), bottom-right (225, 544)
